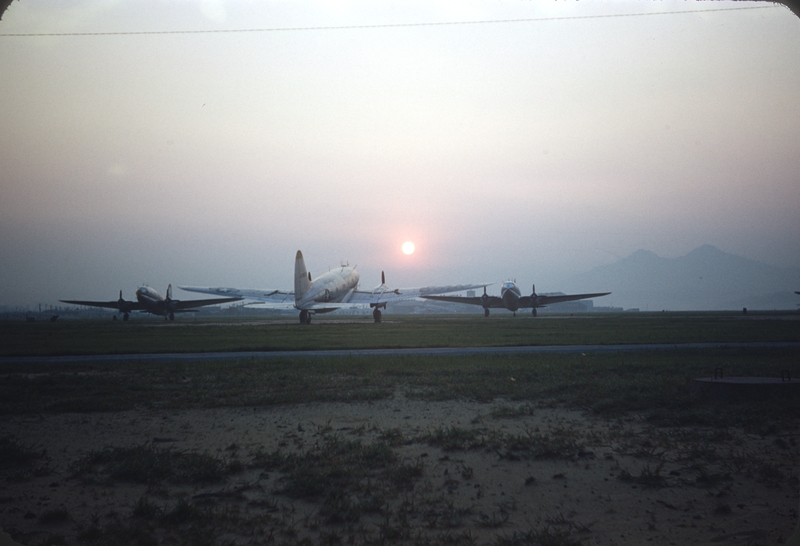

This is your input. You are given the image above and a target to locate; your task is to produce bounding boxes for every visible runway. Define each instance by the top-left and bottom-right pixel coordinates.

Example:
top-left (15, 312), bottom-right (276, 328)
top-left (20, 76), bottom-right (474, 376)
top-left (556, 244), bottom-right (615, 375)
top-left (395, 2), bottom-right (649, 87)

top-left (3, 341), bottom-right (798, 364)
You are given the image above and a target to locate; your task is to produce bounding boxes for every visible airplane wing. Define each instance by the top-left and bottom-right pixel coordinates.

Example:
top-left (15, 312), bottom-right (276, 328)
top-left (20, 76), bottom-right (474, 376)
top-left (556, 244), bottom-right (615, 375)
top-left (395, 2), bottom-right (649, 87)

top-left (419, 295), bottom-right (508, 308)
top-left (182, 283), bottom-right (491, 308)
top-left (518, 292), bottom-right (611, 307)
top-left (244, 302), bottom-right (303, 310)
top-left (178, 286), bottom-right (294, 304)
top-left (59, 299), bottom-right (147, 311)
top-left (180, 285), bottom-right (344, 311)
top-left (422, 292), bottom-right (611, 308)
top-left (171, 297), bottom-right (243, 310)
top-left (346, 283), bottom-right (492, 306)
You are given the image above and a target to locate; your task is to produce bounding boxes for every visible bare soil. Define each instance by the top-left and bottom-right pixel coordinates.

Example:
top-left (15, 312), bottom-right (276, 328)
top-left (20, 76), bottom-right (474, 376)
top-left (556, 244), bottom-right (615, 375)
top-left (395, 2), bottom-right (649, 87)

top-left (1, 395), bottom-right (797, 545)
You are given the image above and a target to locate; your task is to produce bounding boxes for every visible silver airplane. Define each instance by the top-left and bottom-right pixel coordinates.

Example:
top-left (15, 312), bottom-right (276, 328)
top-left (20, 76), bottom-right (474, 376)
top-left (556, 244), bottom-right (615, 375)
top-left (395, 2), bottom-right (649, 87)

top-left (180, 250), bottom-right (490, 324)
top-left (61, 284), bottom-right (242, 321)
top-left (422, 281), bottom-right (610, 317)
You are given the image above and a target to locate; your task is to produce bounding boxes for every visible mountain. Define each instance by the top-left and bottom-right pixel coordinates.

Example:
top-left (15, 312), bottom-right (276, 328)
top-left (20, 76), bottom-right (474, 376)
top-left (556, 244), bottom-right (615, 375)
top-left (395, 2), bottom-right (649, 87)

top-left (563, 245), bottom-right (800, 311)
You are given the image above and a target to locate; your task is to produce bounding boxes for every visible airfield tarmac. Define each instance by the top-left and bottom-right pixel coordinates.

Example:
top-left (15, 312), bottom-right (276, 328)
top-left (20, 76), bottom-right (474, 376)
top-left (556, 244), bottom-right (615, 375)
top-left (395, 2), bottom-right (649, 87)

top-left (3, 341), bottom-right (798, 365)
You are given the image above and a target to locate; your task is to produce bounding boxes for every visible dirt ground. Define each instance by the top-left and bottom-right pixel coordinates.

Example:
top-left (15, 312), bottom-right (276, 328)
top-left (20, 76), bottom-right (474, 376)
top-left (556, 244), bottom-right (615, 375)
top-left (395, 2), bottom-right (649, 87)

top-left (1, 395), bottom-right (798, 545)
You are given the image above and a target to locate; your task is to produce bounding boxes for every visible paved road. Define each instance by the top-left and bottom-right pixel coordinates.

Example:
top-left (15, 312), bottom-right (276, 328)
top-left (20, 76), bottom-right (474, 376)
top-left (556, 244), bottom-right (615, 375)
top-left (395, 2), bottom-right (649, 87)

top-left (2, 342), bottom-right (798, 364)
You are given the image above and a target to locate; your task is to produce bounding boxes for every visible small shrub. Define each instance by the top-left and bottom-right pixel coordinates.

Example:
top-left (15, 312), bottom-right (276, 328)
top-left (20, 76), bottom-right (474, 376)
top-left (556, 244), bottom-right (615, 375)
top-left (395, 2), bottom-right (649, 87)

top-left (132, 497), bottom-right (161, 519)
top-left (39, 507), bottom-right (70, 524)
top-left (618, 463), bottom-right (668, 489)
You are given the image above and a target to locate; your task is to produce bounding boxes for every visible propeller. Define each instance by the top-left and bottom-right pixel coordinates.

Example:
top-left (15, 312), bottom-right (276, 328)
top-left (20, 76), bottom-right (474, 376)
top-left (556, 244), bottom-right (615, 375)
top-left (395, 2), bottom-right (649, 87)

top-left (530, 284), bottom-right (541, 316)
top-left (165, 284), bottom-right (178, 315)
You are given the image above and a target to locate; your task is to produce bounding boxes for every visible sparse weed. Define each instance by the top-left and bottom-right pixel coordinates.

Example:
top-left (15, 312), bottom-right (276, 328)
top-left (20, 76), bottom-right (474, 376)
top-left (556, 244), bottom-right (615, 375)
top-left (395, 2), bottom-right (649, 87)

top-left (43, 534), bottom-right (67, 545)
top-left (492, 525), bottom-right (580, 545)
top-left (132, 496), bottom-right (161, 519)
top-left (38, 507), bottom-right (70, 524)
top-left (260, 433), bottom-right (425, 529)
top-left (389, 458), bottom-right (426, 490)
top-left (618, 463), bottom-right (668, 489)
top-left (0, 435), bottom-right (50, 479)
top-left (161, 497), bottom-right (200, 525)
top-left (756, 462), bottom-right (785, 485)
top-left (70, 444), bottom-right (231, 484)
top-left (319, 490), bottom-right (361, 524)
top-left (378, 427), bottom-right (406, 446)
top-left (691, 464), bottom-right (732, 489)
top-left (0, 435), bottom-right (46, 466)
top-left (491, 403), bottom-right (535, 419)
top-left (422, 426), bottom-right (487, 451)
top-left (501, 426), bottom-right (584, 460)
top-left (478, 509), bottom-right (510, 528)
top-left (76, 515), bottom-right (161, 545)
top-left (378, 510), bottom-right (412, 542)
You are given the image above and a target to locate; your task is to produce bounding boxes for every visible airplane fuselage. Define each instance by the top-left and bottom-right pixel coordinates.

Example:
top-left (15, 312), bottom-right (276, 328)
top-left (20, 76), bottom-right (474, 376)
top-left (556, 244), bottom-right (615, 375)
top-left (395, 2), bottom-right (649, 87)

top-left (296, 267), bottom-right (359, 310)
top-left (500, 282), bottom-right (523, 311)
top-left (135, 286), bottom-right (174, 316)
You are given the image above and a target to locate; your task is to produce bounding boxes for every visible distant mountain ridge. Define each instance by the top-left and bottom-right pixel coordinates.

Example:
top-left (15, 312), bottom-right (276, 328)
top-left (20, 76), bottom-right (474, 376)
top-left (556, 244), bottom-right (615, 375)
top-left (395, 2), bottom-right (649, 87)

top-left (564, 245), bottom-right (800, 311)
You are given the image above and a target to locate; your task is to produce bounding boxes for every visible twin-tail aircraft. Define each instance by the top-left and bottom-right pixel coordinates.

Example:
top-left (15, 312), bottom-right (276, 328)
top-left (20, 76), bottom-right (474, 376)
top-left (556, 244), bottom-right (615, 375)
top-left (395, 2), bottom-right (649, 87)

top-left (422, 281), bottom-right (610, 317)
top-left (179, 250), bottom-right (489, 324)
top-left (61, 284), bottom-right (242, 321)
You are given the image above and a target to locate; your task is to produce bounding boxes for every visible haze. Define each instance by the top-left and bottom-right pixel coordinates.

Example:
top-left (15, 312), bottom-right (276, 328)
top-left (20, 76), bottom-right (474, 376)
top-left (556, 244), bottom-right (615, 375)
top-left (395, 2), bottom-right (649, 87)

top-left (1, 1), bottom-right (798, 308)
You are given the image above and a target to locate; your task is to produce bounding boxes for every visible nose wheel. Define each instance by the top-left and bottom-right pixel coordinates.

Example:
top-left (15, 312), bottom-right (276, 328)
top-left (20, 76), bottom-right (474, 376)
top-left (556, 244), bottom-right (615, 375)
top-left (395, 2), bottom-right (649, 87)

top-left (299, 310), bottom-right (312, 324)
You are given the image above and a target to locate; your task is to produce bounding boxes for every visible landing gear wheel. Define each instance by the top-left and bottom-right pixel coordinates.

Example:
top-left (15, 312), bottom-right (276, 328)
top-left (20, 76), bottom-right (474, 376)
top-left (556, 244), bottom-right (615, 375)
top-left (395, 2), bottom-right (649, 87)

top-left (373, 308), bottom-right (382, 323)
top-left (169, 313), bottom-right (175, 321)
top-left (532, 308), bottom-right (537, 317)
top-left (299, 310), bottom-right (311, 324)
top-left (123, 313), bottom-right (129, 321)
top-left (484, 308), bottom-right (490, 317)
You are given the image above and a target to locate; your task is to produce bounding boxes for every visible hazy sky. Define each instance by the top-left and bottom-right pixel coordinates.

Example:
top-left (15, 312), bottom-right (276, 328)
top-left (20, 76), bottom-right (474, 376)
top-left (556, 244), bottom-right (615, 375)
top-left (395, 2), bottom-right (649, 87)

top-left (1, 1), bottom-right (799, 307)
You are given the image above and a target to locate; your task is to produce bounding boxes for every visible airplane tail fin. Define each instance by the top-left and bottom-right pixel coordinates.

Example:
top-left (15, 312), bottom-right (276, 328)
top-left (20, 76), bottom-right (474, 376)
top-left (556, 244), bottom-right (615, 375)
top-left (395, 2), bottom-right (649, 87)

top-left (167, 284), bottom-right (173, 300)
top-left (294, 250), bottom-right (311, 301)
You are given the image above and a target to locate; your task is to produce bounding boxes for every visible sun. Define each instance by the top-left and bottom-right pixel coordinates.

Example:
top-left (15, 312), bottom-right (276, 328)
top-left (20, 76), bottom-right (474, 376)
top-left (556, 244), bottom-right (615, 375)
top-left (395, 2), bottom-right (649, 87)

top-left (402, 241), bottom-right (415, 255)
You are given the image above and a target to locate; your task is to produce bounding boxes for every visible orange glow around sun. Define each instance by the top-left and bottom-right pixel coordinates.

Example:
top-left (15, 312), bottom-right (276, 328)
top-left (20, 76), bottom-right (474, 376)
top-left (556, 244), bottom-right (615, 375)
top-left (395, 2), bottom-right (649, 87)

top-left (402, 241), bottom-right (415, 255)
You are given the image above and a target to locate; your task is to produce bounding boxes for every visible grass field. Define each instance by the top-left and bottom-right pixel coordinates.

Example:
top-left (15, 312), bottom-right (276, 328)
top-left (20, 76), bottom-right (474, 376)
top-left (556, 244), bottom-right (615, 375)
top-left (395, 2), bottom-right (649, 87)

top-left (1, 347), bottom-right (798, 430)
top-left (1, 313), bottom-right (798, 430)
top-left (1, 311), bottom-right (798, 356)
